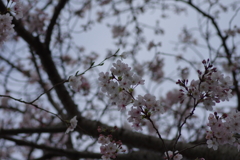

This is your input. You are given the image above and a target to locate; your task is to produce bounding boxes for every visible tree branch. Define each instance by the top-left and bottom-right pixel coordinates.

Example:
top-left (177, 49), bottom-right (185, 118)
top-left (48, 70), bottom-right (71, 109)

top-left (0, 135), bottom-right (102, 159)
top-left (45, 0), bottom-right (69, 47)
top-left (0, 126), bottom-right (66, 135)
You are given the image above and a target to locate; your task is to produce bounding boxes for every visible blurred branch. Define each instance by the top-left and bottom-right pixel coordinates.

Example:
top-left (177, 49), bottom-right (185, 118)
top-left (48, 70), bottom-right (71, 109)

top-left (0, 126), bottom-right (66, 135)
top-left (45, 0), bottom-right (69, 47)
top-left (0, 135), bottom-right (102, 159)
top-left (157, 51), bottom-right (198, 71)
top-left (30, 50), bottom-right (63, 114)
top-left (0, 95), bottom-right (64, 122)
top-left (0, 135), bottom-right (163, 160)
top-left (0, 105), bottom-right (25, 113)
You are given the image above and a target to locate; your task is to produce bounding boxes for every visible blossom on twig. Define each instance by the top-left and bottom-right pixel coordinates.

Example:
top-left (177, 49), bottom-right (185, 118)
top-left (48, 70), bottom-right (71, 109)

top-left (65, 116), bottom-right (78, 134)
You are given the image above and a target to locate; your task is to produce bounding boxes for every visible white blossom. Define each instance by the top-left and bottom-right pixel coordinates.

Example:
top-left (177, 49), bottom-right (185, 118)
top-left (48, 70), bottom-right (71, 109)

top-left (65, 116), bottom-right (78, 134)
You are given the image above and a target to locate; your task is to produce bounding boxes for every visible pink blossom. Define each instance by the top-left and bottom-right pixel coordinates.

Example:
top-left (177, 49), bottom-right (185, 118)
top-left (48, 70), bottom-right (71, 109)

top-left (65, 116), bottom-right (78, 134)
top-left (98, 134), bottom-right (125, 160)
top-left (0, 13), bottom-right (15, 45)
top-left (207, 139), bottom-right (218, 150)
top-left (206, 111), bottom-right (240, 150)
top-left (164, 150), bottom-right (183, 160)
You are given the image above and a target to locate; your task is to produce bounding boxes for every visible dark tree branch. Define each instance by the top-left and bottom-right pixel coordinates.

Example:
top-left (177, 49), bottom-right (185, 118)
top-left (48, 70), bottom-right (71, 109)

top-left (0, 135), bottom-right (164, 160)
top-left (0, 135), bottom-right (102, 159)
top-left (1, 129), bottom-right (239, 160)
top-left (0, 105), bottom-right (25, 113)
top-left (30, 50), bottom-right (63, 114)
top-left (77, 117), bottom-right (240, 160)
top-left (0, 126), bottom-right (66, 135)
top-left (33, 153), bottom-right (62, 160)
top-left (45, 0), bottom-right (69, 47)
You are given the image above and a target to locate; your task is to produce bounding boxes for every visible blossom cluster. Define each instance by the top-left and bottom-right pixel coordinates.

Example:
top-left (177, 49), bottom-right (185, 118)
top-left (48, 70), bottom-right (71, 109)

top-left (98, 60), bottom-right (144, 111)
top-left (177, 59), bottom-right (233, 110)
top-left (98, 60), bottom-right (165, 130)
top-left (0, 13), bottom-right (15, 46)
top-left (0, 0), bottom-right (23, 45)
top-left (164, 150), bottom-right (183, 160)
top-left (206, 111), bottom-right (240, 151)
top-left (23, 8), bottom-right (48, 34)
top-left (98, 134), bottom-right (125, 160)
top-left (128, 94), bottom-right (165, 131)
top-left (97, 59), bottom-right (235, 159)
top-left (69, 75), bottom-right (90, 95)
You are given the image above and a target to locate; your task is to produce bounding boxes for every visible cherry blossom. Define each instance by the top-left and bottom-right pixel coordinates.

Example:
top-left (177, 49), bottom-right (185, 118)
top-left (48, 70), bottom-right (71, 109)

top-left (99, 60), bottom-right (164, 131)
top-left (164, 150), bottom-right (183, 160)
top-left (207, 138), bottom-right (218, 150)
top-left (12, 1), bottom-right (23, 19)
top-left (69, 75), bottom-right (90, 95)
top-left (69, 75), bottom-right (82, 91)
top-left (0, 0), bottom-right (24, 45)
top-left (0, 13), bottom-right (15, 45)
top-left (177, 59), bottom-right (233, 111)
top-left (98, 134), bottom-right (125, 160)
top-left (99, 60), bottom-right (145, 111)
top-left (65, 116), bottom-right (78, 134)
top-left (206, 111), bottom-right (240, 150)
